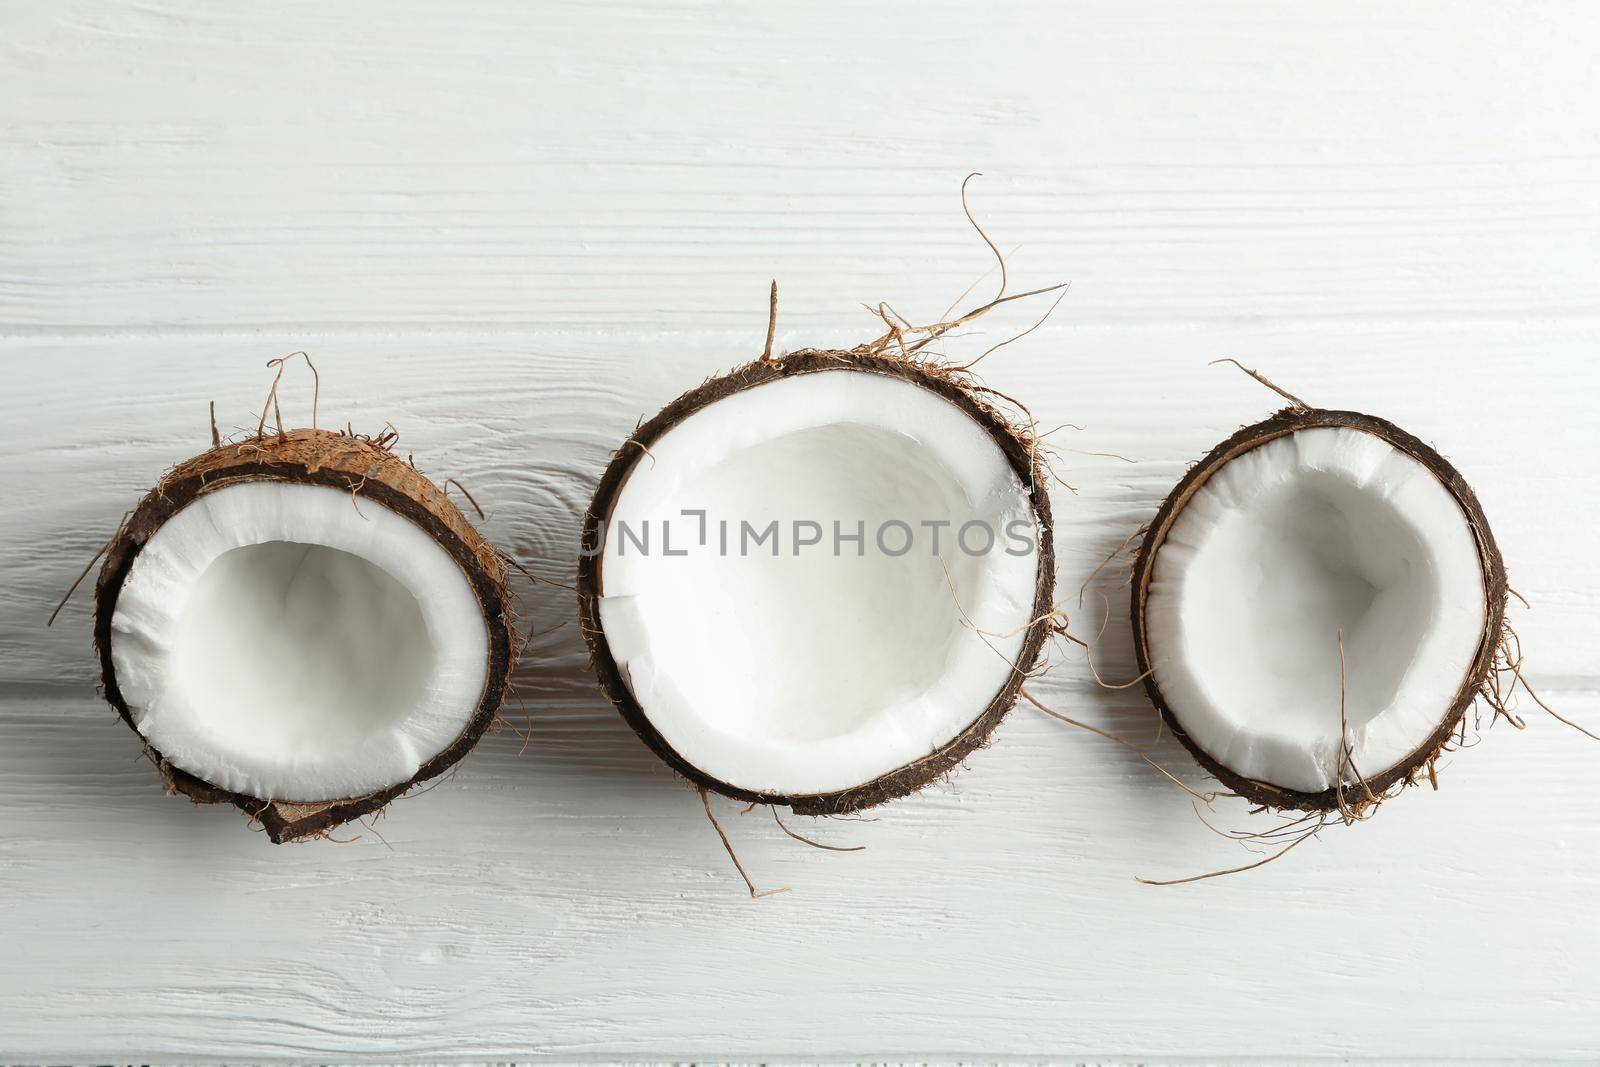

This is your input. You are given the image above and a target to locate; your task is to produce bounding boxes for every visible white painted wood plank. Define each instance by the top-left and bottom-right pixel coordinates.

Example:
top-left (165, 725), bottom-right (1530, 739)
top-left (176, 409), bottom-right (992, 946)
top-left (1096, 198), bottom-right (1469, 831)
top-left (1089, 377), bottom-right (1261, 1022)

top-left (3, 691), bottom-right (1598, 1062)
top-left (2, 330), bottom-right (1597, 1060)
top-left (3, 1), bottom-right (1598, 331)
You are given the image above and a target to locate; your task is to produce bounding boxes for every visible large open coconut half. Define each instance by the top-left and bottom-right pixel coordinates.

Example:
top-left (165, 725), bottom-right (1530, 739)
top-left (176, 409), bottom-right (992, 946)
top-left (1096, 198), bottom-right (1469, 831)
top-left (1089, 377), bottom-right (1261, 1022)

top-left (577, 350), bottom-right (1056, 814)
top-left (94, 428), bottom-right (514, 841)
top-left (1130, 407), bottom-right (1506, 811)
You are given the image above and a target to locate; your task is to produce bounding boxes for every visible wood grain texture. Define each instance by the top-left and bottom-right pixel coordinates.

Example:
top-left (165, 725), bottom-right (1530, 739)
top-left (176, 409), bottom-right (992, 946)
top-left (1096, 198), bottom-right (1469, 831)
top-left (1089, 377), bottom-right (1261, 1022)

top-left (3, 0), bottom-right (1599, 1061)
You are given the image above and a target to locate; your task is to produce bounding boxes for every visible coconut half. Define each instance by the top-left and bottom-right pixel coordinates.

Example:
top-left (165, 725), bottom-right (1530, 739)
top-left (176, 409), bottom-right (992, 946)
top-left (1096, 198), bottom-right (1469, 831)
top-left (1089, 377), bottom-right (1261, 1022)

top-left (94, 428), bottom-right (514, 841)
top-left (577, 351), bottom-right (1056, 814)
top-left (1131, 407), bottom-right (1506, 810)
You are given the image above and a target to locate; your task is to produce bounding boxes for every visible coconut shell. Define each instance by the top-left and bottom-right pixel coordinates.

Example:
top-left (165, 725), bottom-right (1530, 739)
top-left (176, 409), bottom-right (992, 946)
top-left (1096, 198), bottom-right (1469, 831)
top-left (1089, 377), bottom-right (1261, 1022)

top-left (576, 349), bottom-right (1057, 815)
top-left (93, 428), bottom-right (515, 842)
top-left (1129, 407), bottom-right (1508, 812)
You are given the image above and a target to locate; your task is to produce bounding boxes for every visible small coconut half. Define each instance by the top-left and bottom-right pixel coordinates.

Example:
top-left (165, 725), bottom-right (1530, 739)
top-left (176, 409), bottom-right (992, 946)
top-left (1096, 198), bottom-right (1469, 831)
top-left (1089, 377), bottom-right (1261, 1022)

top-left (1131, 407), bottom-right (1505, 810)
top-left (577, 350), bottom-right (1056, 814)
top-left (95, 428), bottom-right (514, 841)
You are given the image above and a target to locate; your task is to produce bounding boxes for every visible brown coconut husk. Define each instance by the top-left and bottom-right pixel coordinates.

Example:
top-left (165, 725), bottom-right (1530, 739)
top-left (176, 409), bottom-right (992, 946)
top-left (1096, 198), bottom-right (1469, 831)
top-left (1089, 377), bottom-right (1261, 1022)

top-left (577, 346), bottom-right (1058, 815)
top-left (1128, 405), bottom-right (1509, 813)
top-left (92, 426), bottom-right (515, 843)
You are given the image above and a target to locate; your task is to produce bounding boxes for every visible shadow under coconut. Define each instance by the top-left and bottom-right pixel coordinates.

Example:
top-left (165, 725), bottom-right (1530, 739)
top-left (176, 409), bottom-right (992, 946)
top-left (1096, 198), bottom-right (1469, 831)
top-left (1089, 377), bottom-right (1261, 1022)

top-left (475, 468), bottom-right (652, 766)
top-left (8, 692), bottom-right (262, 855)
top-left (487, 580), bottom-right (686, 791)
top-left (1032, 520), bottom-right (1227, 833)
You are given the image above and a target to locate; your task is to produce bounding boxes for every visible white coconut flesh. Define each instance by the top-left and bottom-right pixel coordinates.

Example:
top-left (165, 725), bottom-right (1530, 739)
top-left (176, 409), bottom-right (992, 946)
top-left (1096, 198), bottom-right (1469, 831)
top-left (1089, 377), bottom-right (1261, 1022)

top-left (1145, 426), bottom-right (1487, 793)
top-left (597, 370), bottom-right (1041, 797)
top-left (110, 481), bottom-right (490, 801)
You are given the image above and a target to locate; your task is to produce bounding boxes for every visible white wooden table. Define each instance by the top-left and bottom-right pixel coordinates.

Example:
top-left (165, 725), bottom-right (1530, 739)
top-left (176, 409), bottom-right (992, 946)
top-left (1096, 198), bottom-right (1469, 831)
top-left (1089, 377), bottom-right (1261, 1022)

top-left (4, 2), bottom-right (1598, 1061)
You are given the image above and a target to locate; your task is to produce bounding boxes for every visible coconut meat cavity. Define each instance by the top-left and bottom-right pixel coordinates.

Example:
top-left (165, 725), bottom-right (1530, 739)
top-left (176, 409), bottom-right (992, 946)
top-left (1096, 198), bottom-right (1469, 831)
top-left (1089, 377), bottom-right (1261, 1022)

top-left (596, 370), bottom-right (1041, 798)
top-left (1144, 426), bottom-right (1487, 793)
top-left (111, 481), bottom-right (489, 801)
